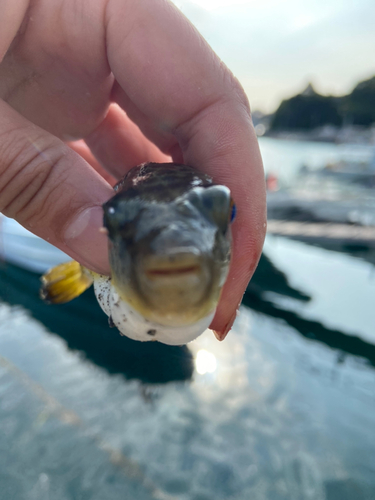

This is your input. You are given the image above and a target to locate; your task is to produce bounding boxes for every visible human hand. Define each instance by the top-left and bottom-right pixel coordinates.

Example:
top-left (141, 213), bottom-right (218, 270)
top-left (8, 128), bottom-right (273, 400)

top-left (0, 0), bottom-right (266, 339)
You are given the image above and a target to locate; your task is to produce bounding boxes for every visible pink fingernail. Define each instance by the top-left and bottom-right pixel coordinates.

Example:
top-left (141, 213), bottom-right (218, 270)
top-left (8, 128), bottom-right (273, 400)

top-left (64, 206), bottom-right (110, 275)
top-left (213, 308), bottom-right (239, 341)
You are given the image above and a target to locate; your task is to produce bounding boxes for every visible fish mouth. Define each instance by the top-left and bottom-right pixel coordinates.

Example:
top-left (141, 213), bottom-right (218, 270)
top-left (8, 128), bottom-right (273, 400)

top-left (142, 251), bottom-right (203, 280)
top-left (111, 248), bottom-right (222, 327)
top-left (145, 264), bottom-right (201, 278)
top-left (129, 250), bottom-right (213, 325)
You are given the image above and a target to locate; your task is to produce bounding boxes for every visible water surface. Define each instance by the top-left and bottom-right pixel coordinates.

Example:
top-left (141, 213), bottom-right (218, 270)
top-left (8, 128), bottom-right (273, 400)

top-left (0, 138), bottom-right (374, 499)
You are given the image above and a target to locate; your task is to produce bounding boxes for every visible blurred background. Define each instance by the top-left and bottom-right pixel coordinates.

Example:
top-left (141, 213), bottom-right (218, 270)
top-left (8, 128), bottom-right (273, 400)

top-left (1, 1), bottom-right (375, 499)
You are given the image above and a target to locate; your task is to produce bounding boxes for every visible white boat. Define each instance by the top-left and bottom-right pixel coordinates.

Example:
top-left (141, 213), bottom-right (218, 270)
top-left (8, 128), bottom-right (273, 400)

top-left (267, 149), bottom-right (375, 229)
top-left (300, 146), bottom-right (375, 188)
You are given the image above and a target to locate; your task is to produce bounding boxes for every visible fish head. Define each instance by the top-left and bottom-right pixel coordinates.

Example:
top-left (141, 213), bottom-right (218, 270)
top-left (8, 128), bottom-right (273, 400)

top-left (103, 181), bottom-right (233, 327)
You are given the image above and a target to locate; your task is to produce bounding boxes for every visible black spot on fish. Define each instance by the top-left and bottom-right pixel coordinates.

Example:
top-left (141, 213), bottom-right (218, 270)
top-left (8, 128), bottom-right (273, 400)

top-left (147, 329), bottom-right (157, 336)
top-left (108, 316), bottom-right (115, 328)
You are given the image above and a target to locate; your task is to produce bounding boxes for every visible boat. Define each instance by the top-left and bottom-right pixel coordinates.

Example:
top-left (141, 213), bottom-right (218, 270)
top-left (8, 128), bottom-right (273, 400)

top-left (266, 147), bottom-right (375, 248)
top-left (300, 146), bottom-right (375, 188)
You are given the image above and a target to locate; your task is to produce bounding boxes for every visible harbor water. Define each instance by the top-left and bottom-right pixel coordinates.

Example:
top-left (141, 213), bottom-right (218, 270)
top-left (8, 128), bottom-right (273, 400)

top-left (0, 138), bottom-right (374, 499)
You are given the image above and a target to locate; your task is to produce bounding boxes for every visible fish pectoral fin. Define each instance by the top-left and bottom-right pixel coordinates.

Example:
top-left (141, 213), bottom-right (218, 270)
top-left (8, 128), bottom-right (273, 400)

top-left (40, 261), bottom-right (93, 304)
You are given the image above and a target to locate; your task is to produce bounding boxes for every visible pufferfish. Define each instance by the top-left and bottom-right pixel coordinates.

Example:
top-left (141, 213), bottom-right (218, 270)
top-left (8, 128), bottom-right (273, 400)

top-left (41, 162), bottom-right (235, 345)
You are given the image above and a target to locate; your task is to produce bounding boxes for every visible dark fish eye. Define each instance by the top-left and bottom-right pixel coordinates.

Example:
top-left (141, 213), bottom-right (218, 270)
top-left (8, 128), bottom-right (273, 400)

top-left (230, 200), bottom-right (236, 223)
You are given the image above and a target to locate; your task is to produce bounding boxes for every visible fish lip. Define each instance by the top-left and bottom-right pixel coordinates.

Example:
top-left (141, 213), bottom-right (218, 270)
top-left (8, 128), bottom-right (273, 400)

top-left (141, 249), bottom-right (204, 280)
top-left (145, 264), bottom-right (201, 279)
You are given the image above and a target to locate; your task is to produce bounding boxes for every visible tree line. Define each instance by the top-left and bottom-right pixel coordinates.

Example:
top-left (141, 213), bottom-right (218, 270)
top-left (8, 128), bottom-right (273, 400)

top-left (270, 76), bottom-right (375, 131)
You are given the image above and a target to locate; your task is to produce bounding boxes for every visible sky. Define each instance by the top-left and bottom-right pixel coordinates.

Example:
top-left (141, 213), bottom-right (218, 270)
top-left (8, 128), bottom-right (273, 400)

top-left (172, 0), bottom-right (375, 113)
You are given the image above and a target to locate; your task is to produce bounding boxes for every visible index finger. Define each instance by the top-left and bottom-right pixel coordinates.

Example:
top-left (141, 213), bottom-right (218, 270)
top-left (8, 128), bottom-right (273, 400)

top-left (105, 0), bottom-right (267, 338)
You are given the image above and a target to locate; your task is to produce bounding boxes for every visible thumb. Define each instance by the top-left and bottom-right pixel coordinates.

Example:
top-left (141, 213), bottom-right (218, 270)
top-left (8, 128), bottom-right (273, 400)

top-left (0, 100), bottom-right (112, 274)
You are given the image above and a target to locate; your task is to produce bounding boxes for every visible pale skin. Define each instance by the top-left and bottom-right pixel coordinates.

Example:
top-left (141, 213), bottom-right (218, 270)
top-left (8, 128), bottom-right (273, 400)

top-left (0, 0), bottom-right (266, 340)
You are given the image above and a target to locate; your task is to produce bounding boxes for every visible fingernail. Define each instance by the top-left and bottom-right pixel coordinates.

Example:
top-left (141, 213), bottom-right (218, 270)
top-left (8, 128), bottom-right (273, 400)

top-left (212, 308), bottom-right (239, 341)
top-left (64, 206), bottom-right (110, 274)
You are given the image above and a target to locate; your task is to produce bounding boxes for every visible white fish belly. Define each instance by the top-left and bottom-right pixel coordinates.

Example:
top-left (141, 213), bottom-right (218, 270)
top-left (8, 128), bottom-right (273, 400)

top-left (93, 275), bottom-right (214, 345)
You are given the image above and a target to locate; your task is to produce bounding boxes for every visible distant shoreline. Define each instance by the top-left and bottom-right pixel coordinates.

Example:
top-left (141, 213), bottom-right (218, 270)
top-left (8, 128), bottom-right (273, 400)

top-left (258, 125), bottom-right (375, 145)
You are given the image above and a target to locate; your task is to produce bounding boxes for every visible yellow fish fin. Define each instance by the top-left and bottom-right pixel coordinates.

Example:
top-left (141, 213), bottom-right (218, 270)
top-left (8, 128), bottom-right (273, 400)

top-left (40, 261), bottom-right (94, 304)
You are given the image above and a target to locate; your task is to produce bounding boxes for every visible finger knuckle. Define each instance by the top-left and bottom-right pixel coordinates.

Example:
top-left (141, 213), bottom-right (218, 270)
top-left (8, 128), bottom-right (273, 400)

top-left (0, 131), bottom-right (68, 230)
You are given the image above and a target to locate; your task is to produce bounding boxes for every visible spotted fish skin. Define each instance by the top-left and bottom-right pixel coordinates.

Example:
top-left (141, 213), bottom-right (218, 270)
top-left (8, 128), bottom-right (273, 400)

top-left (112, 163), bottom-right (213, 202)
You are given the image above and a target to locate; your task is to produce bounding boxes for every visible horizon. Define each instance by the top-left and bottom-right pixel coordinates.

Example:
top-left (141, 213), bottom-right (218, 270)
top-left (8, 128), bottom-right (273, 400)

top-left (172, 0), bottom-right (375, 113)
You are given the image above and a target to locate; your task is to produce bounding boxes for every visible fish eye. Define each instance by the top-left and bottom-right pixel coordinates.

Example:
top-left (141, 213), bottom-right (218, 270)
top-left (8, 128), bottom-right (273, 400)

top-left (230, 199), bottom-right (236, 223)
top-left (102, 197), bottom-right (143, 240)
top-left (188, 185), bottom-right (233, 234)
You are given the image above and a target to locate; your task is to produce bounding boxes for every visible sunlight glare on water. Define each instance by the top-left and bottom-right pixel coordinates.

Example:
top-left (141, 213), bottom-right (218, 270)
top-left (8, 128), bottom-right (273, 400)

top-left (195, 348), bottom-right (217, 374)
